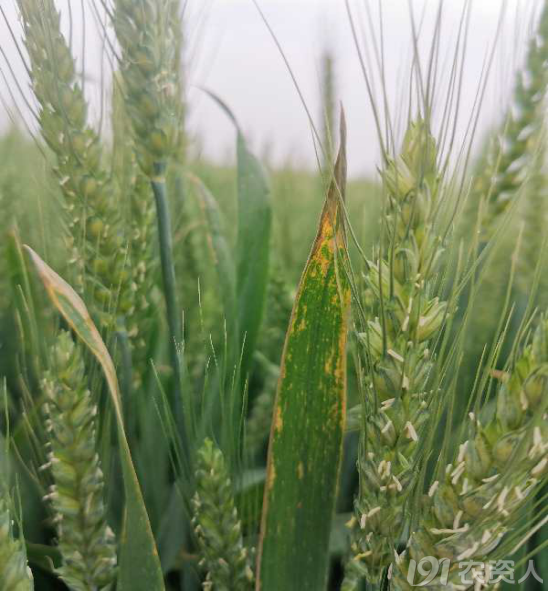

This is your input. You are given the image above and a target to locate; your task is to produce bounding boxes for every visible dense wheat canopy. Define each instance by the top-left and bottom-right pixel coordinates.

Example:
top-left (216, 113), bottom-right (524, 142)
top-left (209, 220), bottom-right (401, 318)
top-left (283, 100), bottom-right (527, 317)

top-left (0, 1), bottom-right (547, 591)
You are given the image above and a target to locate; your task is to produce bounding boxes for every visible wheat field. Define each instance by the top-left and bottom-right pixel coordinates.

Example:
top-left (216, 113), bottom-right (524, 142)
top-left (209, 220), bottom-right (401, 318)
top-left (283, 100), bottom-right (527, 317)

top-left (0, 1), bottom-right (547, 590)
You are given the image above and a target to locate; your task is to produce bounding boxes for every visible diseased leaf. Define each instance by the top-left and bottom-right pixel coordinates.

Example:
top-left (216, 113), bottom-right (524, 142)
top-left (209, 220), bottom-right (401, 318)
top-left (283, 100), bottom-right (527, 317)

top-left (256, 113), bottom-right (350, 591)
top-left (25, 247), bottom-right (165, 591)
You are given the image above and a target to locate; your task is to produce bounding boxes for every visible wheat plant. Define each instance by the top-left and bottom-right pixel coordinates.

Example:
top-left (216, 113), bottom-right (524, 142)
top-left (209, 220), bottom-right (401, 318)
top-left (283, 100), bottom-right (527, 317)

top-left (0, 1), bottom-right (547, 591)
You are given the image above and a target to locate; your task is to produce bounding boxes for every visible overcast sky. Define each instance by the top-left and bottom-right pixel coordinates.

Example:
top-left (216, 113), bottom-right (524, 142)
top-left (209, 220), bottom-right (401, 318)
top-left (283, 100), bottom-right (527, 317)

top-left (0, 0), bottom-right (540, 177)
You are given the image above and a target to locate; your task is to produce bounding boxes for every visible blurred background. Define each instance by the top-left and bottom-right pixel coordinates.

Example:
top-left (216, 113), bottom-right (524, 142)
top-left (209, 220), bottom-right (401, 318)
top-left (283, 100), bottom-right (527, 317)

top-left (0, 0), bottom-right (540, 177)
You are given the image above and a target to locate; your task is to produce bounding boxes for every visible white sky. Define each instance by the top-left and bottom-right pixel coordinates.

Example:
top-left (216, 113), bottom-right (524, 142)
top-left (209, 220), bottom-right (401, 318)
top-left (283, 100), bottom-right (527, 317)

top-left (0, 0), bottom-right (541, 177)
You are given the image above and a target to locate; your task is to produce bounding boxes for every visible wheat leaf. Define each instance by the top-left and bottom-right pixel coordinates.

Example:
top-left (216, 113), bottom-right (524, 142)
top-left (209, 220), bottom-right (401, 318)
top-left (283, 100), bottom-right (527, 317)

top-left (256, 112), bottom-right (349, 591)
top-left (24, 246), bottom-right (165, 591)
top-left (202, 89), bottom-right (272, 382)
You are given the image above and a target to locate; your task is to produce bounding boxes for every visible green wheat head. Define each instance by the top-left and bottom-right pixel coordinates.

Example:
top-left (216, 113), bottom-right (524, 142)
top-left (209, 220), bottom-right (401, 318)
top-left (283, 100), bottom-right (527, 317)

top-left (17, 0), bottom-right (132, 330)
top-left (345, 120), bottom-right (446, 586)
top-left (0, 499), bottom-right (33, 591)
top-left (392, 315), bottom-right (548, 589)
top-left (42, 331), bottom-right (117, 591)
top-left (192, 438), bottom-right (255, 591)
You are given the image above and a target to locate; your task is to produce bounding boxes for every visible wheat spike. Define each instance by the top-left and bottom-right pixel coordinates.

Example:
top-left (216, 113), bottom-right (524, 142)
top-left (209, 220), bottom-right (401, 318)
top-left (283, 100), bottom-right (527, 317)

top-left (111, 0), bottom-right (186, 409)
top-left (344, 120), bottom-right (446, 586)
top-left (320, 46), bottom-right (336, 170)
top-left (517, 136), bottom-right (548, 300)
top-left (16, 0), bottom-right (131, 329)
top-left (42, 331), bottom-right (117, 591)
top-left (0, 499), bottom-right (34, 591)
top-left (111, 0), bottom-right (181, 178)
top-left (391, 317), bottom-right (548, 589)
top-left (192, 439), bottom-right (255, 590)
top-left (111, 74), bottom-right (157, 382)
top-left (475, 0), bottom-right (548, 237)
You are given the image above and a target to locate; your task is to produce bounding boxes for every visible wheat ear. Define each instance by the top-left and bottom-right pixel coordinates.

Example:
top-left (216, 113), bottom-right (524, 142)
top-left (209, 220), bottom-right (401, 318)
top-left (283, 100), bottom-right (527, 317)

top-left (112, 0), bottom-right (185, 416)
top-left (16, 0), bottom-right (131, 329)
top-left (0, 499), bottom-right (34, 591)
top-left (344, 120), bottom-right (447, 587)
top-left (391, 316), bottom-right (548, 590)
top-left (192, 438), bottom-right (255, 590)
top-left (111, 74), bottom-right (157, 382)
top-left (41, 331), bottom-right (117, 591)
top-left (474, 0), bottom-right (548, 236)
top-left (111, 0), bottom-right (181, 175)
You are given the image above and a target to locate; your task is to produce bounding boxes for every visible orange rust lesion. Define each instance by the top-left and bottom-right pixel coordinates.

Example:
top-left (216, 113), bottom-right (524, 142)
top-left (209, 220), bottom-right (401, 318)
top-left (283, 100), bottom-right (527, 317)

top-left (315, 235), bottom-right (336, 276)
top-left (286, 301), bottom-right (305, 335)
top-left (308, 211), bottom-right (337, 275)
top-left (330, 291), bottom-right (341, 306)
top-left (293, 304), bottom-right (308, 333)
top-left (324, 354), bottom-right (334, 375)
top-left (331, 348), bottom-right (347, 383)
top-left (297, 461), bottom-right (304, 479)
top-left (266, 462), bottom-right (276, 491)
top-left (274, 405), bottom-right (283, 433)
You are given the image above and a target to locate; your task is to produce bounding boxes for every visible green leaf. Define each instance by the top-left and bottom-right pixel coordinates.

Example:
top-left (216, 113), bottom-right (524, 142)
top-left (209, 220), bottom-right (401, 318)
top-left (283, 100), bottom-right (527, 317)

top-left (256, 114), bottom-right (350, 591)
top-left (329, 513), bottom-right (353, 557)
top-left (234, 468), bottom-right (266, 531)
top-left (202, 90), bottom-right (272, 381)
top-left (235, 130), bottom-right (272, 382)
top-left (26, 543), bottom-right (61, 573)
top-left (24, 247), bottom-right (165, 591)
top-left (188, 172), bottom-right (238, 345)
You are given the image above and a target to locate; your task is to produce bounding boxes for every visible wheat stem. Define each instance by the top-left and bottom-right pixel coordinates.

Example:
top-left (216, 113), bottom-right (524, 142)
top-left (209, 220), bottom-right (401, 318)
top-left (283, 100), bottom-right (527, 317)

top-left (151, 172), bottom-right (184, 420)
